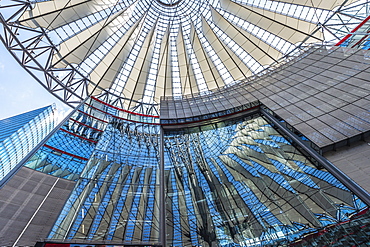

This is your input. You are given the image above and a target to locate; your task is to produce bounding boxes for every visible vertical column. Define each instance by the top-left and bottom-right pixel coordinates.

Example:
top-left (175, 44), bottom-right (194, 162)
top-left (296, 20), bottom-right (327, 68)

top-left (160, 126), bottom-right (166, 246)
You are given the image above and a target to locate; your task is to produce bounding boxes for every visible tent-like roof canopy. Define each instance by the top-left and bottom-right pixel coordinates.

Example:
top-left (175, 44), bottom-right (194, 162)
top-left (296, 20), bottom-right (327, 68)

top-left (0, 0), bottom-right (366, 113)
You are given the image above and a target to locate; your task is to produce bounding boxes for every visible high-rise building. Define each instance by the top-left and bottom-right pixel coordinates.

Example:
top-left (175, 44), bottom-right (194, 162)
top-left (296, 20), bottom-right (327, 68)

top-left (1, 0), bottom-right (370, 247)
top-left (0, 105), bottom-right (56, 184)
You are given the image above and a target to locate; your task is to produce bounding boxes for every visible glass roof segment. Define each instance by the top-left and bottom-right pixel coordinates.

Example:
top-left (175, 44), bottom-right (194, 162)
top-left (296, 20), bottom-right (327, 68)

top-left (0, 0), bottom-right (368, 112)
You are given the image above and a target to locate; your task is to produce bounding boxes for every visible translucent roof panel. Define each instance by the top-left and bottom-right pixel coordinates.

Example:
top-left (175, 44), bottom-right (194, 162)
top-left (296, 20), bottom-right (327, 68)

top-left (0, 0), bottom-right (367, 113)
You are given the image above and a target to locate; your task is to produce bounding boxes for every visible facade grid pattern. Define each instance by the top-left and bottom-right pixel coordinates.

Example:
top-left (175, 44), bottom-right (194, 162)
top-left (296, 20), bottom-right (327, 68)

top-left (15, 97), bottom-right (368, 246)
top-left (161, 47), bottom-right (370, 151)
top-left (0, 105), bottom-right (56, 182)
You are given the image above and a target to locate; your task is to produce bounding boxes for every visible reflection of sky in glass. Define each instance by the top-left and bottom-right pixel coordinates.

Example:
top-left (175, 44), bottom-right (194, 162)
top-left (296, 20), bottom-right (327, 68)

top-left (11, 94), bottom-right (368, 245)
top-left (164, 115), bottom-right (366, 246)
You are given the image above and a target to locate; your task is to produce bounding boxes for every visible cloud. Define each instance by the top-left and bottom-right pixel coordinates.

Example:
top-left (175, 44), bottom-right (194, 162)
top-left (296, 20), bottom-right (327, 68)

top-left (55, 105), bottom-right (72, 123)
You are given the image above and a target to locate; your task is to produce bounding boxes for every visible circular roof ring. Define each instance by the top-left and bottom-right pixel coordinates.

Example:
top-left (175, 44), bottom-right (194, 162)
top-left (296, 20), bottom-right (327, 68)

top-left (0, 0), bottom-right (366, 112)
top-left (156, 0), bottom-right (182, 6)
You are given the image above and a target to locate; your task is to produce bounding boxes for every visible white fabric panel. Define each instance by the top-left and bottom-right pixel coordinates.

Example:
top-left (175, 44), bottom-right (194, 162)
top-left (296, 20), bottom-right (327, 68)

top-left (20, 0), bottom-right (121, 29)
top-left (187, 27), bottom-right (202, 95)
top-left (52, 11), bottom-right (122, 68)
top-left (202, 18), bottom-right (249, 81)
top-left (220, 0), bottom-right (323, 44)
top-left (155, 29), bottom-right (172, 101)
top-left (191, 27), bottom-right (225, 90)
top-left (211, 8), bottom-right (282, 66)
top-left (164, 47), bottom-right (173, 98)
top-left (123, 24), bottom-right (156, 108)
top-left (176, 30), bottom-right (197, 96)
top-left (270, 0), bottom-right (358, 10)
top-left (88, 20), bottom-right (140, 95)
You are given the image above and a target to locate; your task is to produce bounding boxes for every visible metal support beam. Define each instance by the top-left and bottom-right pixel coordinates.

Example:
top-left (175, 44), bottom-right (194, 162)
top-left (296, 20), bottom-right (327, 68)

top-left (261, 107), bottom-right (370, 207)
top-left (159, 126), bottom-right (166, 247)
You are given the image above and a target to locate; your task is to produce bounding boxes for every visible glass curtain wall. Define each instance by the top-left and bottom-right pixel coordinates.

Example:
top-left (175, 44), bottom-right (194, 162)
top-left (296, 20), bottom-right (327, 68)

top-left (0, 105), bottom-right (56, 182)
top-left (25, 97), bottom-right (162, 244)
top-left (164, 115), bottom-right (368, 246)
top-left (22, 98), bottom-right (369, 246)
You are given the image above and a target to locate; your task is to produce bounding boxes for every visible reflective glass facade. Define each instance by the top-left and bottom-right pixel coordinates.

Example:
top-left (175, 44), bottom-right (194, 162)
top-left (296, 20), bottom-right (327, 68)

top-left (25, 97), bottom-right (161, 244)
top-left (0, 105), bottom-right (56, 182)
top-left (20, 98), bottom-right (369, 246)
top-left (163, 115), bottom-right (368, 246)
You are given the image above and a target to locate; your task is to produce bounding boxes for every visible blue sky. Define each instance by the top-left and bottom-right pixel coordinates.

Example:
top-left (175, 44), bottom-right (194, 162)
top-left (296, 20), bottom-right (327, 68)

top-left (0, 43), bottom-right (71, 120)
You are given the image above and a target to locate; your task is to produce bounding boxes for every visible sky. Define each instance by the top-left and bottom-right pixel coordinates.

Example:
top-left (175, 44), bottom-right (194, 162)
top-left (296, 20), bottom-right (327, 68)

top-left (0, 43), bottom-right (71, 121)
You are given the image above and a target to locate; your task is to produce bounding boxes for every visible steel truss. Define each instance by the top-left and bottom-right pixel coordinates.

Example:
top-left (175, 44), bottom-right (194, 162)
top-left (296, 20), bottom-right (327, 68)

top-left (0, 0), bottom-right (369, 113)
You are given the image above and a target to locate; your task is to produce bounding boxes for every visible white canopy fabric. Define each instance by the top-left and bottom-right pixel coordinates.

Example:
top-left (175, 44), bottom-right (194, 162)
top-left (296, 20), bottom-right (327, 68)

top-left (18, 0), bottom-right (356, 109)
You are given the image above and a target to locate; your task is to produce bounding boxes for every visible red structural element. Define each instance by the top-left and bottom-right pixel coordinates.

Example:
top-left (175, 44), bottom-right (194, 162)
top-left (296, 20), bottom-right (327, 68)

top-left (350, 30), bottom-right (370, 48)
top-left (85, 102), bottom-right (161, 125)
top-left (44, 144), bottom-right (89, 161)
top-left (91, 96), bottom-right (160, 118)
top-left (290, 208), bottom-right (369, 246)
top-left (69, 118), bottom-right (103, 132)
top-left (59, 128), bottom-right (98, 143)
top-left (78, 110), bottom-right (108, 123)
top-left (335, 15), bottom-right (370, 46)
top-left (44, 244), bottom-right (70, 247)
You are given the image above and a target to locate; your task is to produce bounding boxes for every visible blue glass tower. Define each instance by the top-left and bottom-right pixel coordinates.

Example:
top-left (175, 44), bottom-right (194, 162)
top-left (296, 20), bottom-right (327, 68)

top-left (0, 105), bottom-right (56, 183)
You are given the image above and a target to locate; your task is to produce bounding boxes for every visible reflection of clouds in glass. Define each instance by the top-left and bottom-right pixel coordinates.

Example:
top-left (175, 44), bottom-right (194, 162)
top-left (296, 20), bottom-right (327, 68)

top-left (55, 105), bottom-right (72, 124)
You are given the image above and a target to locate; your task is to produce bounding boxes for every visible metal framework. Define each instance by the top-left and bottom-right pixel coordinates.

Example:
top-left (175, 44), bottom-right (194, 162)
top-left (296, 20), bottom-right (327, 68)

top-left (20, 97), bottom-right (369, 246)
top-left (1, 1), bottom-right (370, 246)
top-left (0, 0), bottom-right (369, 113)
